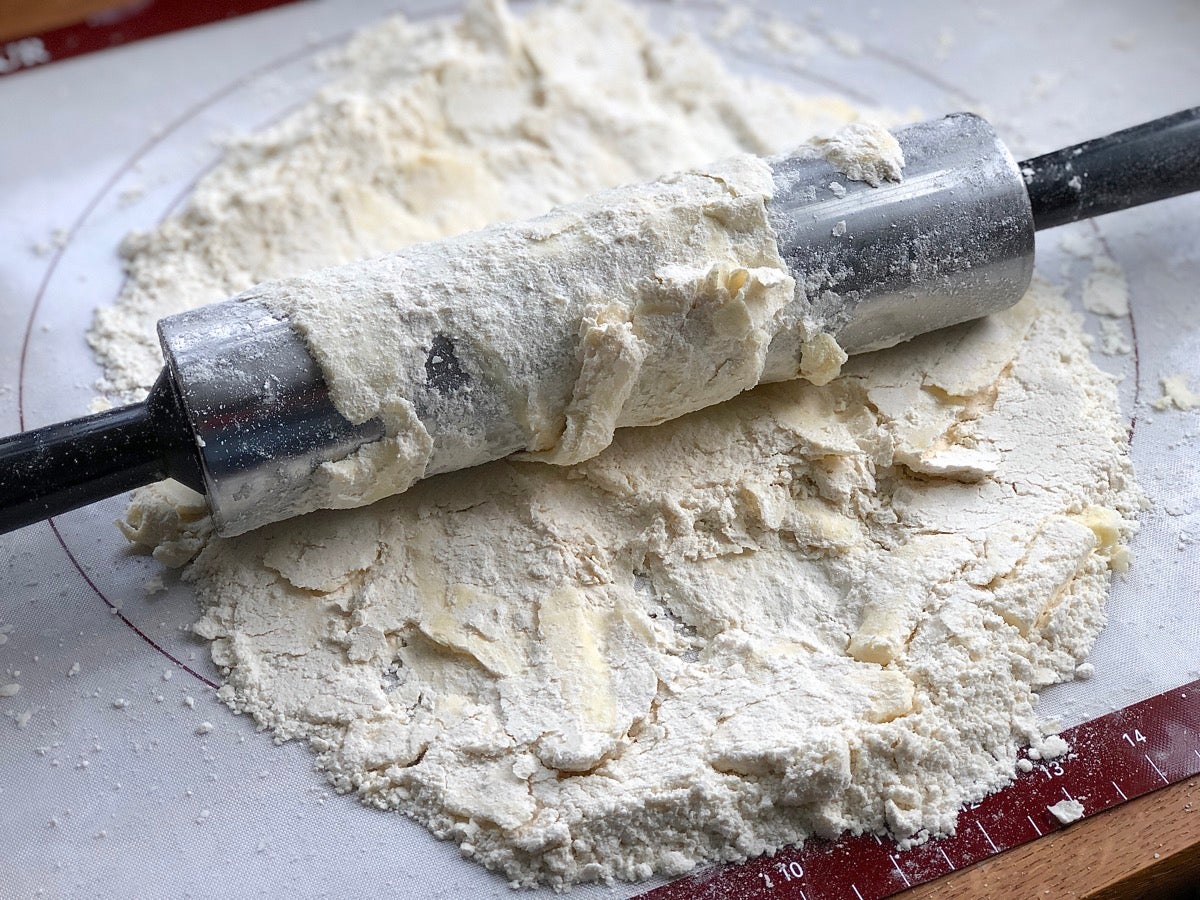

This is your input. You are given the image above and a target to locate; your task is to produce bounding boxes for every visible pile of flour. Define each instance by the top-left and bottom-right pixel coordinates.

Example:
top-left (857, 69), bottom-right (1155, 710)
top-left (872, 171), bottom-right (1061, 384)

top-left (96, 0), bottom-right (1141, 889)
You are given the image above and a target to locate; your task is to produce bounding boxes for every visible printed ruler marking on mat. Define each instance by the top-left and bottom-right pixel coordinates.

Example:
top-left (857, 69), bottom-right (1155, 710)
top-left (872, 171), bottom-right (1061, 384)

top-left (637, 679), bottom-right (1200, 900)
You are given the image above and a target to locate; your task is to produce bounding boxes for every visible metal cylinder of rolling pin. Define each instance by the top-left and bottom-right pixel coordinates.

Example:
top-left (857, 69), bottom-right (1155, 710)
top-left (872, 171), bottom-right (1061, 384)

top-left (763, 112), bottom-right (1035, 368)
top-left (158, 299), bottom-right (385, 537)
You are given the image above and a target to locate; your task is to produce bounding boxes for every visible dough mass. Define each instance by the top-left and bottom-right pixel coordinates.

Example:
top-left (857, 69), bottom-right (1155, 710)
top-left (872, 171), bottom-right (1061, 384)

top-left (104, 0), bottom-right (1140, 888)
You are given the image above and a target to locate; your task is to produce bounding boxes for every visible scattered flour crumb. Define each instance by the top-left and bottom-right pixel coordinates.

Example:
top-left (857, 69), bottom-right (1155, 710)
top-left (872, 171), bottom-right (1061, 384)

top-left (1153, 374), bottom-right (1200, 411)
top-left (0, 683), bottom-right (20, 698)
top-left (1082, 254), bottom-right (1129, 317)
top-left (1074, 662), bottom-right (1095, 680)
top-left (1016, 758), bottom-right (1034, 773)
top-left (195, 721), bottom-right (215, 735)
top-left (111, 698), bottom-right (129, 709)
top-left (67, 662), bottom-right (80, 677)
top-left (1047, 798), bottom-right (1085, 824)
top-left (1036, 735), bottom-right (1070, 760)
top-left (1098, 319), bottom-right (1131, 355)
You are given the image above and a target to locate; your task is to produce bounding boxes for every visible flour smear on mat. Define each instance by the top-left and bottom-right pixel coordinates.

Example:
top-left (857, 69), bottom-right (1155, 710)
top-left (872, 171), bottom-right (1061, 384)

top-left (91, 0), bottom-right (1140, 888)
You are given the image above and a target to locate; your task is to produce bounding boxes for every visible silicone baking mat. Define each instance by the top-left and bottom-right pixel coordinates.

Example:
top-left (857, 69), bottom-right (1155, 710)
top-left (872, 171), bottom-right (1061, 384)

top-left (2, 2), bottom-right (1198, 897)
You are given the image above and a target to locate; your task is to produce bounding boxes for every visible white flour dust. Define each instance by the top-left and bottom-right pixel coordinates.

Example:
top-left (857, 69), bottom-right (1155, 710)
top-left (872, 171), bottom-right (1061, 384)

top-left (95, 0), bottom-right (1140, 889)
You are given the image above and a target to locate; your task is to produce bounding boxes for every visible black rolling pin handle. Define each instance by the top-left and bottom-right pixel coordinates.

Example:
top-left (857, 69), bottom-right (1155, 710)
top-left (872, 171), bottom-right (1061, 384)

top-left (1020, 106), bottom-right (1200, 232)
top-left (0, 368), bottom-right (205, 535)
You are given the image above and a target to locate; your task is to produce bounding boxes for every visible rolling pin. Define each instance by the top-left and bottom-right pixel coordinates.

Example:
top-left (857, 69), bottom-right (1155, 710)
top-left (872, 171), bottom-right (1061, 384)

top-left (2, 108), bottom-right (1198, 537)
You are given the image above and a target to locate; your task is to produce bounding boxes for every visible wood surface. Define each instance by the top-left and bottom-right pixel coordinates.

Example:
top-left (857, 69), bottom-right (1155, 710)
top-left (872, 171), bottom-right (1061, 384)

top-left (901, 777), bottom-right (1200, 899)
top-left (0, 0), bottom-right (129, 42)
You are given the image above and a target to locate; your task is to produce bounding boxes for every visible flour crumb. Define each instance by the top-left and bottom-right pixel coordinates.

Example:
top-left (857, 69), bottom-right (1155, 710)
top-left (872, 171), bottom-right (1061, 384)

top-left (66, 662), bottom-right (80, 677)
top-left (1098, 319), bottom-right (1131, 355)
top-left (1074, 662), bottom-right (1095, 680)
top-left (1047, 798), bottom-right (1085, 824)
top-left (195, 721), bottom-right (215, 735)
top-left (0, 683), bottom-right (20, 698)
top-left (1153, 374), bottom-right (1200, 411)
top-left (1082, 254), bottom-right (1129, 317)
top-left (1036, 734), bottom-right (1070, 760)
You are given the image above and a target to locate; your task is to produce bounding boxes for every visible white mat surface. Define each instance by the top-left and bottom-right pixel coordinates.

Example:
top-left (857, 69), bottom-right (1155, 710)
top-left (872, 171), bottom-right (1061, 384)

top-left (2, 1), bottom-right (1198, 896)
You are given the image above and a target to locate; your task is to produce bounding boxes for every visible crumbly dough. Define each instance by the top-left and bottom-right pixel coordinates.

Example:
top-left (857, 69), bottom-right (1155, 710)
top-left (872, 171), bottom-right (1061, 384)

top-left (804, 121), bottom-right (905, 187)
top-left (129, 282), bottom-right (1140, 887)
top-left (107, 0), bottom-right (1140, 889)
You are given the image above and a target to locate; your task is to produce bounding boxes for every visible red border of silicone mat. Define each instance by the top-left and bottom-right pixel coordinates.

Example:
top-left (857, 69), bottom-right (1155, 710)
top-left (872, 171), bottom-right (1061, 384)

top-left (0, 0), bottom-right (304, 77)
top-left (637, 679), bottom-right (1200, 899)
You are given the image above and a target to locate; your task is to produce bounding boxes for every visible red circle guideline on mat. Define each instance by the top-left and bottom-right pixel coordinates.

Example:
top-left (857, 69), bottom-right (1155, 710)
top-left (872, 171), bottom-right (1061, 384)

top-left (637, 679), bottom-right (1200, 899)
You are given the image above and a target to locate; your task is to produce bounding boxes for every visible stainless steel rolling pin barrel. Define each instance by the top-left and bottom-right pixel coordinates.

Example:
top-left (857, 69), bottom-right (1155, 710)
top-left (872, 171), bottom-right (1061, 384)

top-left (2, 108), bottom-right (1198, 537)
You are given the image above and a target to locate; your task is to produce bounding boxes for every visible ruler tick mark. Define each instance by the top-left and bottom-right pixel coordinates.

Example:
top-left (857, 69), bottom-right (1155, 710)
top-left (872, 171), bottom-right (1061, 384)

top-left (939, 847), bottom-right (953, 869)
top-left (1027, 815), bottom-right (1042, 836)
top-left (1060, 785), bottom-right (1075, 802)
top-left (976, 820), bottom-right (999, 852)
top-left (851, 884), bottom-right (865, 900)
top-left (1145, 753), bottom-right (1169, 784)
top-left (1112, 780), bottom-right (1128, 800)
top-left (889, 854), bottom-right (911, 887)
